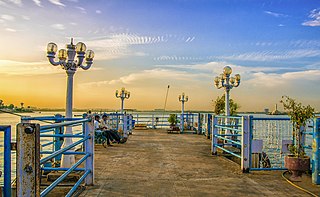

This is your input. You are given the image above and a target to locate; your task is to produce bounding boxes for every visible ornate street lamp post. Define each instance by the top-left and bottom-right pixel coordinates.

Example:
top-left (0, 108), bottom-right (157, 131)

top-left (214, 66), bottom-right (240, 116)
top-left (47, 39), bottom-right (94, 167)
top-left (179, 93), bottom-right (188, 132)
top-left (214, 66), bottom-right (240, 139)
top-left (115, 87), bottom-right (130, 113)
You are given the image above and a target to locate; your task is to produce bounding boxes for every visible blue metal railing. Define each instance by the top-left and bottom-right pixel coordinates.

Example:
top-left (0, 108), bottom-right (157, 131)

top-left (17, 114), bottom-right (94, 196)
top-left (0, 125), bottom-right (11, 197)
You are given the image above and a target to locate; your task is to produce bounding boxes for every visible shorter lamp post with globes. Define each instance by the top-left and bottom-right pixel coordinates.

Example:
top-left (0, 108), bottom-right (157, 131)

top-left (47, 39), bottom-right (94, 168)
top-left (214, 66), bottom-right (240, 141)
top-left (115, 87), bottom-right (130, 114)
top-left (178, 93), bottom-right (188, 133)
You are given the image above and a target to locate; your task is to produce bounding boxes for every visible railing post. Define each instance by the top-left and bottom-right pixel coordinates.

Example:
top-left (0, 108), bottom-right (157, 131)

top-left (3, 126), bottom-right (11, 197)
top-left (312, 118), bottom-right (320, 184)
top-left (212, 116), bottom-right (218, 155)
top-left (123, 115), bottom-right (128, 138)
top-left (129, 115), bottom-right (133, 134)
top-left (197, 113), bottom-right (201, 135)
top-left (16, 123), bottom-right (41, 196)
top-left (241, 115), bottom-right (252, 173)
top-left (83, 114), bottom-right (94, 185)
top-left (207, 114), bottom-right (212, 139)
top-left (54, 114), bottom-right (63, 167)
top-left (180, 113), bottom-right (184, 133)
top-left (152, 114), bottom-right (155, 129)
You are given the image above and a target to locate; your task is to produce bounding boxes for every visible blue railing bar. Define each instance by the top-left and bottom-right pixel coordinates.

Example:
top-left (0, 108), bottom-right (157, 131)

top-left (40, 153), bottom-right (90, 197)
top-left (40, 119), bottom-right (90, 130)
top-left (302, 131), bottom-right (314, 135)
top-left (40, 134), bottom-right (85, 138)
top-left (303, 145), bottom-right (312, 150)
top-left (214, 125), bottom-right (242, 132)
top-left (215, 115), bottom-right (242, 119)
top-left (215, 134), bottom-right (242, 137)
top-left (214, 135), bottom-right (241, 146)
top-left (41, 167), bottom-right (85, 171)
top-left (3, 126), bottom-right (11, 197)
top-left (65, 170), bottom-right (91, 197)
top-left (42, 141), bottom-right (55, 147)
top-left (40, 129), bottom-right (55, 133)
top-left (250, 167), bottom-right (287, 171)
top-left (252, 117), bottom-right (290, 121)
top-left (214, 145), bottom-right (241, 158)
top-left (22, 116), bottom-right (84, 121)
top-left (40, 151), bottom-right (86, 155)
top-left (40, 136), bottom-right (90, 164)
top-left (215, 124), bottom-right (242, 127)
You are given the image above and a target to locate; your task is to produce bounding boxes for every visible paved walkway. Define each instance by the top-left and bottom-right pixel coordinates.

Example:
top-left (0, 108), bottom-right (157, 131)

top-left (80, 129), bottom-right (317, 197)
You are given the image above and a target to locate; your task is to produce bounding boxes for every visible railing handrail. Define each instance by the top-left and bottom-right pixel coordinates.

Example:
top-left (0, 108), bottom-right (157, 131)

top-left (40, 118), bottom-right (90, 130)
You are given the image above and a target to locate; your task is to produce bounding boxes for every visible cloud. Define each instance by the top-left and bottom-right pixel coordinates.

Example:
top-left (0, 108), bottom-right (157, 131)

top-left (5, 28), bottom-right (16, 32)
top-left (0, 60), bottom-right (62, 75)
top-left (218, 49), bottom-right (320, 61)
top-left (248, 70), bottom-right (320, 87)
top-left (1, 14), bottom-right (15, 21)
top-left (81, 68), bottom-right (209, 88)
top-left (264, 11), bottom-right (288, 17)
top-left (76, 6), bottom-right (86, 14)
top-left (32, 0), bottom-right (42, 7)
top-left (7, 0), bottom-right (22, 6)
top-left (51, 23), bottom-right (65, 30)
top-left (302, 8), bottom-right (320, 26)
top-left (22, 15), bottom-right (30, 20)
top-left (96, 10), bottom-right (102, 14)
top-left (48, 0), bottom-right (65, 7)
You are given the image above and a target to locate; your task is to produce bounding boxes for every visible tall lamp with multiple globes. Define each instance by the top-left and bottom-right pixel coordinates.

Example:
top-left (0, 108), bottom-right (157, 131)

top-left (178, 92), bottom-right (188, 132)
top-left (214, 66), bottom-right (240, 139)
top-left (115, 87), bottom-right (130, 113)
top-left (47, 39), bottom-right (94, 167)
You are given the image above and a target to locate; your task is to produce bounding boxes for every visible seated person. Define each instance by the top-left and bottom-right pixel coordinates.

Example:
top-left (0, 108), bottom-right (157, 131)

top-left (101, 114), bottom-right (125, 144)
top-left (94, 115), bottom-right (113, 147)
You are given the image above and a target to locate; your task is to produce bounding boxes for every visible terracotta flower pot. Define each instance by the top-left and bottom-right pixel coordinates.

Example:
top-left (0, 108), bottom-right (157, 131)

top-left (284, 155), bottom-right (310, 182)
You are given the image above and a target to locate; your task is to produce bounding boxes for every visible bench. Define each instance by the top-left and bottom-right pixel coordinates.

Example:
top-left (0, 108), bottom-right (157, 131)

top-left (134, 124), bottom-right (148, 130)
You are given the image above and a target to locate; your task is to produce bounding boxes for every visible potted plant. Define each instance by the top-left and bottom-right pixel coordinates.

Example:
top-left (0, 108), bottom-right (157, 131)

top-left (280, 96), bottom-right (315, 181)
top-left (168, 114), bottom-right (180, 131)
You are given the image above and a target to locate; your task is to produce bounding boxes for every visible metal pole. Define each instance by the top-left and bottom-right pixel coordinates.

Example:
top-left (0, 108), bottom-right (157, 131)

top-left (312, 118), bottom-right (320, 184)
top-left (4, 126), bottom-right (11, 197)
top-left (61, 70), bottom-right (76, 168)
top-left (121, 98), bottom-right (124, 114)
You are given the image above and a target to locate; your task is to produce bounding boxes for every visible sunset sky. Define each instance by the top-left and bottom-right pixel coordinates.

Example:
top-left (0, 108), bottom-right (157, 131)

top-left (0, 0), bottom-right (320, 112)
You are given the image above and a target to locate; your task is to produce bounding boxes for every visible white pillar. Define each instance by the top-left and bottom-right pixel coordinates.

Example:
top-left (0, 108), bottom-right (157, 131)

top-left (61, 70), bottom-right (75, 168)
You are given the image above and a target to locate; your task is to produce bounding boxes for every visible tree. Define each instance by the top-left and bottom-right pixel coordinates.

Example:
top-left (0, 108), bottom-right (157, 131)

top-left (213, 94), bottom-right (240, 115)
top-left (20, 102), bottom-right (24, 108)
top-left (8, 104), bottom-right (14, 109)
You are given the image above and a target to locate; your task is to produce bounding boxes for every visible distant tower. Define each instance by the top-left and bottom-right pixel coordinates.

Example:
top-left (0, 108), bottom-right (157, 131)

top-left (271, 104), bottom-right (280, 115)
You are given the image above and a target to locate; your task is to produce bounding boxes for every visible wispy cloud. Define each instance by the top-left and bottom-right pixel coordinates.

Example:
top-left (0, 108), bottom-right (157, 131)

top-left (0, 60), bottom-right (60, 75)
top-left (96, 10), bottom-right (102, 14)
top-left (76, 6), bottom-right (86, 14)
top-left (48, 0), bottom-right (65, 7)
top-left (32, 0), bottom-right (42, 7)
top-left (86, 33), bottom-right (194, 60)
top-left (264, 11), bottom-right (288, 17)
top-left (81, 68), bottom-right (208, 88)
top-left (302, 8), bottom-right (320, 26)
top-left (5, 28), bottom-right (16, 32)
top-left (1, 14), bottom-right (15, 21)
top-left (51, 23), bottom-right (65, 30)
top-left (218, 49), bottom-right (320, 61)
top-left (7, 0), bottom-right (22, 6)
top-left (248, 70), bottom-right (320, 87)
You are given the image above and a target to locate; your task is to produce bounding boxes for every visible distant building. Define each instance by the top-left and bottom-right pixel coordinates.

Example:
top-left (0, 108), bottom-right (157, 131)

top-left (264, 108), bottom-right (269, 114)
top-left (271, 104), bottom-right (281, 115)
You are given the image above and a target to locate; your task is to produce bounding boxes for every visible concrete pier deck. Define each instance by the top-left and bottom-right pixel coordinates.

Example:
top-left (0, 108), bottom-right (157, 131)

top-left (80, 129), bottom-right (318, 196)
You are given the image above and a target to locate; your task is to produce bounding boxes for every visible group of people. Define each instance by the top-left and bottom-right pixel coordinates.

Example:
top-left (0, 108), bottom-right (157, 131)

top-left (94, 114), bottom-right (126, 147)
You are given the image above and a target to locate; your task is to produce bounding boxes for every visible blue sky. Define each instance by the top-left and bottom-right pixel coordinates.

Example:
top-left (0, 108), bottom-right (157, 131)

top-left (0, 0), bottom-right (319, 111)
